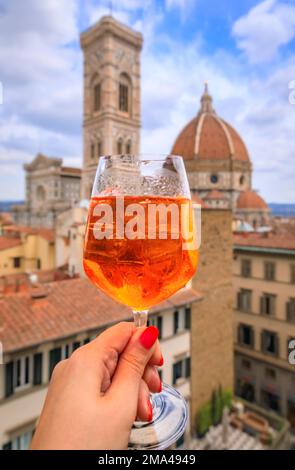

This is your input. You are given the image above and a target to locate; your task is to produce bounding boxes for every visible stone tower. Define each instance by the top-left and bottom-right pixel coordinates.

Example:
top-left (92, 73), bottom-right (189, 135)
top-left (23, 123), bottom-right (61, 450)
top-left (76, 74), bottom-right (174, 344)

top-left (80, 16), bottom-right (143, 199)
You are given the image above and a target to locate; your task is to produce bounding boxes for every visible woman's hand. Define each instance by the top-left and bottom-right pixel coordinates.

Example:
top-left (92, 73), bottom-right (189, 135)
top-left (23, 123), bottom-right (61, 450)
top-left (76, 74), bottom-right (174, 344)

top-left (30, 322), bottom-right (163, 450)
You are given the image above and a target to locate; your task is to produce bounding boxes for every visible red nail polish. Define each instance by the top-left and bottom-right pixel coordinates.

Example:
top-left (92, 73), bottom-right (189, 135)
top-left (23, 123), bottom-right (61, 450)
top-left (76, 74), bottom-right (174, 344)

top-left (139, 326), bottom-right (158, 349)
top-left (147, 399), bottom-right (153, 422)
top-left (159, 354), bottom-right (164, 366)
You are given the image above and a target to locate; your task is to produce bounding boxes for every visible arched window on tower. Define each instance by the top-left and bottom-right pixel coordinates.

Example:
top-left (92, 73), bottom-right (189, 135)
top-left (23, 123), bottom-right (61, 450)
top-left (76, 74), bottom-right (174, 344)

top-left (118, 73), bottom-right (131, 113)
top-left (126, 140), bottom-right (132, 154)
top-left (117, 138), bottom-right (123, 154)
top-left (97, 139), bottom-right (103, 157)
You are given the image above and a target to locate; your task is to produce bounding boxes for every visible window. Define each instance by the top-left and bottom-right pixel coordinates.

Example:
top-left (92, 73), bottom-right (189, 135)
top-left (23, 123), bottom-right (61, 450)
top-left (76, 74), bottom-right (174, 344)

top-left (210, 174), bottom-right (218, 184)
top-left (94, 83), bottom-right (101, 111)
top-left (72, 341), bottom-right (80, 351)
top-left (49, 347), bottom-right (62, 378)
top-left (5, 353), bottom-right (42, 397)
top-left (90, 143), bottom-right (95, 159)
top-left (119, 83), bottom-right (129, 112)
top-left (261, 330), bottom-right (279, 356)
top-left (238, 324), bottom-right (254, 348)
top-left (173, 310), bottom-right (179, 334)
top-left (13, 257), bottom-right (21, 269)
top-left (265, 367), bottom-right (276, 380)
top-left (241, 259), bottom-right (251, 278)
top-left (286, 299), bottom-right (295, 323)
top-left (36, 258), bottom-right (41, 270)
top-left (260, 293), bottom-right (276, 316)
top-left (172, 357), bottom-right (190, 385)
top-left (117, 139), bottom-right (123, 154)
top-left (148, 315), bottom-right (163, 340)
top-left (241, 359), bottom-right (251, 370)
top-left (185, 307), bottom-right (191, 329)
top-left (3, 429), bottom-right (34, 450)
top-left (291, 265), bottom-right (295, 284)
top-left (264, 261), bottom-right (276, 281)
top-left (97, 140), bottom-right (103, 157)
top-left (126, 140), bottom-right (132, 154)
top-left (237, 289), bottom-right (252, 312)
top-left (239, 175), bottom-right (245, 186)
top-left (261, 389), bottom-right (280, 413)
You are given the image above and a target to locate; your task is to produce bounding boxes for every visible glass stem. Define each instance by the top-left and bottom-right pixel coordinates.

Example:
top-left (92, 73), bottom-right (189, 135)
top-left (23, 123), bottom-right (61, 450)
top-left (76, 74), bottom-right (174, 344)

top-left (133, 310), bottom-right (149, 328)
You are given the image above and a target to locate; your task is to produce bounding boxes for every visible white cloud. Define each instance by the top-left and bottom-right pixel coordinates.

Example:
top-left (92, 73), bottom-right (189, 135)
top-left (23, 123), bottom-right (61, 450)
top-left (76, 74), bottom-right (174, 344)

top-left (232, 0), bottom-right (295, 64)
top-left (165, 0), bottom-right (196, 20)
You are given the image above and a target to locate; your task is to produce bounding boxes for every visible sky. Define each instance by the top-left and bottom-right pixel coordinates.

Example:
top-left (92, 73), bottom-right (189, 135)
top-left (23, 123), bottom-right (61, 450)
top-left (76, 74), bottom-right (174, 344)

top-left (0, 0), bottom-right (294, 202)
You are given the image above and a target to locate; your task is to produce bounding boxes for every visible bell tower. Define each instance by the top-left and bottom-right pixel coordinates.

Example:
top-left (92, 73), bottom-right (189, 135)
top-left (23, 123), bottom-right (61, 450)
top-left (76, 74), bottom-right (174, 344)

top-left (80, 16), bottom-right (143, 198)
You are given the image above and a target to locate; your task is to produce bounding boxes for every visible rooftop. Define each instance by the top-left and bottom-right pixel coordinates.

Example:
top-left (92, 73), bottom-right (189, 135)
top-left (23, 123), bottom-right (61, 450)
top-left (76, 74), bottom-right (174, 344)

top-left (234, 230), bottom-right (295, 252)
top-left (0, 278), bottom-right (202, 353)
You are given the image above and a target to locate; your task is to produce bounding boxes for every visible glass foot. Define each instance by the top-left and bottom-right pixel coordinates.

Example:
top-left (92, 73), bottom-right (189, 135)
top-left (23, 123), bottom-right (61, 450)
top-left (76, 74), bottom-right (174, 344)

top-left (128, 383), bottom-right (188, 450)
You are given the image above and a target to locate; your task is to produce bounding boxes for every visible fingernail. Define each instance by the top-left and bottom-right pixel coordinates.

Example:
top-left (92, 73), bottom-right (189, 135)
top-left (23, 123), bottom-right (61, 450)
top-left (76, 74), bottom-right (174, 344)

top-left (159, 354), bottom-right (164, 366)
top-left (147, 399), bottom-right (153, 422)
top-left (139, 326), bottom-right (158, 349)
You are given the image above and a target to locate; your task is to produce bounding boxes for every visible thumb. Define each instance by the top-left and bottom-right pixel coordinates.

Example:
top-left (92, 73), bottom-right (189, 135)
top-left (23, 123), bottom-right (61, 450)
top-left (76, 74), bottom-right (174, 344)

top-left (107, 326), bottom-right (159, 402)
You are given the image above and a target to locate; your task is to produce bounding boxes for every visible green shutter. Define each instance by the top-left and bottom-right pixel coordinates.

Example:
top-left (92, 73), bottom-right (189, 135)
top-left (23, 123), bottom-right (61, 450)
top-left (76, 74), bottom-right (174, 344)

top-left (5, 362), bottom-right (14, 397)
top-left (33, 353), bottom-right (43, 385)
top-left (157, 316), bottom-right (162, 340)
top-left (49, 347), bottom-right (62, 379)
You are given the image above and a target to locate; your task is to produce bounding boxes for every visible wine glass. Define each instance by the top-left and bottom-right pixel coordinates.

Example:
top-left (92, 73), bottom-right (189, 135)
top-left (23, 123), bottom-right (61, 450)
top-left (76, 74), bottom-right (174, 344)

top-left (83, 154), bottom-right (199, 449)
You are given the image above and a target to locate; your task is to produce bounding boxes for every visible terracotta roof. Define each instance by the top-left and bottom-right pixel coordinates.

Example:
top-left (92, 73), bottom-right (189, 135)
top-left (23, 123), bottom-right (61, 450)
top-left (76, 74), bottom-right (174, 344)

top-left (0, 278), bottom-right (202, 353)
top-left (4, 225), bottom-right (55, 242)
top-left (236, 190), bottom-right (268, 210)
top-left (234, 231), bottom-right (295, 251)
top-left (0, 236), bottom-right (22, 251)
top-left (203, 189), bottom-right (226, 200)
top-left (171, 86), bottom-right (250, 163)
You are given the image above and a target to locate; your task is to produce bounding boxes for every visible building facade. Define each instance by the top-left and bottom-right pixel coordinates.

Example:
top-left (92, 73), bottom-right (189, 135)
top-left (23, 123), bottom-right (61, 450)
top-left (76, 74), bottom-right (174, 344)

top-left (233, 232), bottom-right (295, 429)
top-left (0, 278), bottom-right (200, 449)
top-left (80, 16), bottom-right (143, 199)
top-left (0, 225), bottom-right (55, 276)
top-left (12, 154), bottom-right (81, 228)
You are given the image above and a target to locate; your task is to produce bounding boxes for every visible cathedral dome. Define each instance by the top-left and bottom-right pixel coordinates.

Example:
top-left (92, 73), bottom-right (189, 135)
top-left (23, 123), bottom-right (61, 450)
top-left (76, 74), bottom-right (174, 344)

top-left (171, 83), bottom-right (250, 164)
top-left (236, 190), bottom-right (268, 210)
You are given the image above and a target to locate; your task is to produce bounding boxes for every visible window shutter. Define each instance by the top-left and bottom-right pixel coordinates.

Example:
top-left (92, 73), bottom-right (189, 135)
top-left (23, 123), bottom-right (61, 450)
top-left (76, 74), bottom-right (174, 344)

top-left (157, 316), bottom-right (163, 340)
top-left (237, 292), bottom-right (241, 310)
top-left (185, 357), bottom-right (191, 378)
top-left (260, 296), bottom-right (265, 314)
top-left (250, 327), bottom-right (254, 348)
top-left (5, 361), bottom-right (14, 397)
top-left (2, 441), bottom-right (12, 450)
top-left (33, 353), bottom-right (43, 386)
top-left (49, 347), bottom-right (62, 379)
top-left (185, 308), bottom-right (191, 329)
top-left (173, 311), bottom-right (179, 334)
top-left (275, 335), bottom-right (279, 357)
top-left (261, 331), bottom-right (265, 352)
top-left (72, 341), bottom-right (80, 352)
top-left (172, 363), bottom-right (178, 385)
